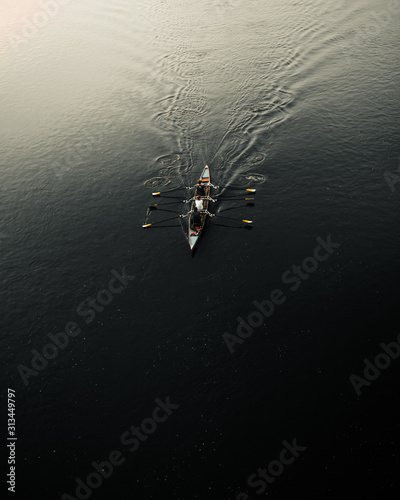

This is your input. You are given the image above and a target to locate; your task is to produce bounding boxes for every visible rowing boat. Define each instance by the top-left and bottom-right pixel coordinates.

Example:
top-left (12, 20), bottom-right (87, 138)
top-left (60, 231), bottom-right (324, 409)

top-left (143, 166), bottom-right (254, 250)
top-left (188, 165), bottom-right (212, 252)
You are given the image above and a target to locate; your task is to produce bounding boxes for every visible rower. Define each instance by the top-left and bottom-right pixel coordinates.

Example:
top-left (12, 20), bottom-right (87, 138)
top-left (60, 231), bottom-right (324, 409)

top-left (191, 206), bottom-right (202, 227)
top-left (196, 180), bottom-right (206, 196)
top-left (195, 195), bottom-right (204, 211)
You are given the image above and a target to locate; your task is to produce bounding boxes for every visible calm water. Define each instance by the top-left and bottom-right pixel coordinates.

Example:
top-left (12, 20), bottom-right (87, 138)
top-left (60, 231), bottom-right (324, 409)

top-left (1, 0), bottom-right (400, 498)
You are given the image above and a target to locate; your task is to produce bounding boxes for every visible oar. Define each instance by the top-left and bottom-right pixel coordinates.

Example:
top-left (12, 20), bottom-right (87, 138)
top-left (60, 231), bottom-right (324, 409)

top-left (217, 186), bottom-right (256, 192)
top-left (214, 197), bottom-right (255, 202)
top-left (147, 206), bottom-right (179, 214)
top-left (214, 192), bottom-right (256, 199)
top-left (210, 222), bottom-right (253, 230)
top-left (142, 224), bottom-right (182, 229)
top-left (148, 201), bottom-right (185, 207)
top-left (210, 214), bottom-right (253, 224)
top-left (218, 203), bottom-right (255, 213)
top-left (142, 213), bottom-right (188, 228)
top-left (151, 186), bottom-right (184, 194)
top-left (152, 192), bottom-right (186, 199)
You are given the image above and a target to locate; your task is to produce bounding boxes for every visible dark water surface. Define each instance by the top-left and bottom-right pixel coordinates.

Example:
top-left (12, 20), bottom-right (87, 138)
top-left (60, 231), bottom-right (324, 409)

top-left (1, 0), bottom-right (400, 498)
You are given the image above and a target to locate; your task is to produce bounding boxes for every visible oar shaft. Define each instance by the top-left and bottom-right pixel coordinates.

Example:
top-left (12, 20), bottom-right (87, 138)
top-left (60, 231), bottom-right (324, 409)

top-left (218, 203), bottom-right (254, 214)
top-left (215, 197), bottom-right (254, 201)
top-left (212, 214), bottom-right (253, 223)
top-left (152, 194), bottom-right (186, 199)
top-left (151, 186), bottom-right (184, 194)
top-left (215, 192), bottom-right (256, 198)
top-left (149, 201), bottom-right (185, 206)
top-left (142, 215), bottom-right (182, 227)
top-left (150, 208), bottom-right (179, 214)
top-left (218, 186), bottom-right (256, 192)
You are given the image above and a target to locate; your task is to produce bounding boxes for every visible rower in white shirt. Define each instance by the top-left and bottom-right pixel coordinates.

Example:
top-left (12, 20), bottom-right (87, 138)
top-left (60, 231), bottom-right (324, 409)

top-left (195, 195), bottom-right (204, 211)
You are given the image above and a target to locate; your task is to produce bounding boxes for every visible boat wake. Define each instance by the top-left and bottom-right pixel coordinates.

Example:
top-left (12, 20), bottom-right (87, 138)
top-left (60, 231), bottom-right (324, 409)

top-left (209, 82), bottom-right (293, 188)
top-left (143, 1), bottom-right (295, 193)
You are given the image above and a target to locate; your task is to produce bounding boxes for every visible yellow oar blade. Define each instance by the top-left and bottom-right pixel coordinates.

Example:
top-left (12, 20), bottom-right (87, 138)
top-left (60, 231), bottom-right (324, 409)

top-left (142, 223), bottom-right (152, 228)
top-left (246, 189), bottom-right (256, 192)
top-left (242, 220), bottom-right (253, 224)
top-left (244, 198), bottom-right (254, 201)
top-left (152, 192), bottom-right (161, 196)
